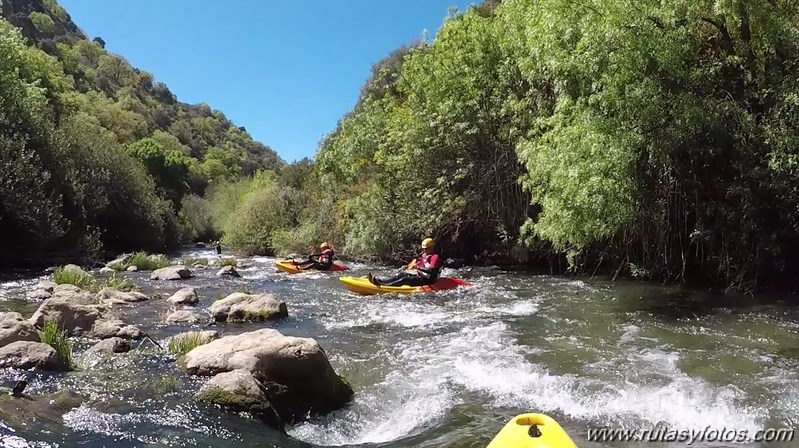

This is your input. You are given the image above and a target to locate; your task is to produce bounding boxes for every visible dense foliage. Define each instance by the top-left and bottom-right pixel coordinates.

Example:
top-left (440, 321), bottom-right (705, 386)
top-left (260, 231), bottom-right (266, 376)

top-left (282, 0), bottom-right (799, 290)
top-left (0, 0), bottom-right (283, 266)
top-left (5, 0), bottom-right (799, 291)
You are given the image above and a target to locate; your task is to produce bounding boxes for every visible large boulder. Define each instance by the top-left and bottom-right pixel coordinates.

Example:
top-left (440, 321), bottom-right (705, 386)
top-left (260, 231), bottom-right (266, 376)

top-left (167, 287), bottom-right (198, 306)
top-left (51, 284), bottom-right (96, 304)
top-left (95, 288), bottom-right (149, 304)
top-left (209, 293), bottom-right (288, 322)
top-left (165, 310), bottom-right (209, 324)
top-left (150, 265), bottom-right (193, 281)
top-left (182, 329), bottom-right (353, 423)
top-left (28, 296), bottom-right (141, 340)
top-left (0, 312), bottom-right (39, 346)
top-left (197, 369), bottom-right (284, 431)
top-left (0, 341), bottom-right (67, 370)
top-left (217, 266), bottom-right (241, 278)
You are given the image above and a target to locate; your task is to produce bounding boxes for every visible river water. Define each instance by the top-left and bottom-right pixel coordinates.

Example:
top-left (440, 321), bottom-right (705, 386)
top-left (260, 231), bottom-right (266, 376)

top-left (1, 248), bottom-right (798, 447)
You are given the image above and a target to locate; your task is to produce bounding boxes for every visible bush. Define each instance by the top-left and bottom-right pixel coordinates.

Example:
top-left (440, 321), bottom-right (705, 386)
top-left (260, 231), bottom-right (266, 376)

top-left (126, 252), bottom-right (170, 271)
top-left (38, 319), bottom-right (74, 369)
top-left (181, 194), bottom-right (216, 241)
top-left (28, 12), bottom-right (55, 35)
top-left (222, 186), bottom-right (293, 255)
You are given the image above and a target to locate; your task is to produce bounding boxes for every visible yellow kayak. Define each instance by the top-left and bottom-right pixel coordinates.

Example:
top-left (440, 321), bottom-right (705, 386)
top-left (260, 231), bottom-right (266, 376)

top-left (275, 260), bottom-right (348, 274)
top-left (486, 413), bottom-right (577, 448)
top-left (339, 275), bottom-right (471, 295)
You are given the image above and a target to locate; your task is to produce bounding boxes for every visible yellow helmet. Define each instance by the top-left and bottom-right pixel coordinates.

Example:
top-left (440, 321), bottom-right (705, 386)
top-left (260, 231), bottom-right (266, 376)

top-left (320, 242), bottom-right (330, 249)
top-left (421, 238), bottom-right (434, 249)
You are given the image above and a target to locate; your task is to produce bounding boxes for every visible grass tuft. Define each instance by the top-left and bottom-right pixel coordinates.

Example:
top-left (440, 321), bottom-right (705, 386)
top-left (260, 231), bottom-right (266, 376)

top-left (38, 318), bottom-right (74, 370)
top-left (53, 267), bottom-right (96, 290)
top-left (127, 252), bottom-right (171, 271)
top-left (218, 257), bottom-right (238, 267)
top-left (102, 274), bottom-right (138, 291)
top-left (168, 333), bottom-right (211, 356)
top-left (182, 256), bottom-right (207, 266)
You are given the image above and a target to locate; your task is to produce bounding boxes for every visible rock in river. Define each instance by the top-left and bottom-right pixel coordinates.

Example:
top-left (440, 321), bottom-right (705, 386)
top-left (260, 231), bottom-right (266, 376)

top-left (217, 266), bottom-right (241, 278)
top-left (150, 265), bottom-right (193, 281)
top-left (0, 312), bottom-right (39, 346)
top-left (85, 337), bottom-right (131, 355)
top-left (209, 292), bottom-right (287, 322)
top-left (28, 292), bottom-right (142, 340)
top-left (182, 328), bottom-right (353, 423)
top-left (197, 369), bottom-right (284, 431)
top-left (167, 287), bottom-right (198, 305)
top-left (0, 341), bottom-right (68, 370)
top-left (95, 287), bottom-right (149, 304)
top-left (165, 310), bottom-right (210, 324)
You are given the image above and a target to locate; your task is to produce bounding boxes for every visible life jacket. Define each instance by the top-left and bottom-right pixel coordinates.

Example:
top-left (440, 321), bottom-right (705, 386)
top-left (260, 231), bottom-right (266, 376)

top-left (417, 251), bottom-right (441, 279)
top-left (319, 248), bottom-right (334, 265)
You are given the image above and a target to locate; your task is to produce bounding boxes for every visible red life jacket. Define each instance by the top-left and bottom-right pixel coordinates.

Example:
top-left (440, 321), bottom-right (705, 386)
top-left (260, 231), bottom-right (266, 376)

top-left (319, 248), bottom-right (334, 264)
top-left (417, 251), bottom-right (440, 270)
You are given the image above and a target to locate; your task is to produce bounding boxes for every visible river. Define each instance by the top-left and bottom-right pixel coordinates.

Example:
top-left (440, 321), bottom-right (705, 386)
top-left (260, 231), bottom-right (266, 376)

top-left (0, 248), bottom-right (797, 447)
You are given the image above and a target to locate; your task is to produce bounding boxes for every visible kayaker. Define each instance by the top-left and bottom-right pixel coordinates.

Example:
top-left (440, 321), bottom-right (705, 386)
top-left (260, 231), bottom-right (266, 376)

top-left (368, 237), bottom-right (441, 286)
top-left (297, 242), bottom-right (335, 271)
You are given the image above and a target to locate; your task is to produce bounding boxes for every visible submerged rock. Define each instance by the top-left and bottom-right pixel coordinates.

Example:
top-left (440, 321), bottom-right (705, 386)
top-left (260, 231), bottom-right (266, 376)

top-left (0, 312), bottom-right (39, 346)
top-left (0, 390), bottom-right (84, 427)
top-left (167, 287), bottom-right (198, 306)
top-left (95, 287), bottom-right (149, 304)
top-left (217, 266), bottom-right (241, 278)
top-left (0, 341), bottom-right (68, 370)
top-left (182, 328), bottom-right (353, 423)
top-left (165, 310), bottom-right (210, 324)
top-left (197, 369), bottom-right (284, 432)
top-left (209, 293), bottom-right (288, 322)
top-left (150, 265), bottom-right (193, 281)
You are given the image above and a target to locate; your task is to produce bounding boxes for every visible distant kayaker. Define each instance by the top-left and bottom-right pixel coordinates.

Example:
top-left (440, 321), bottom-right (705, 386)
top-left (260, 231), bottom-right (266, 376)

top-left (297, 242), bottom-right (335, 271)
top-left (368, 237), bottom-right (441, 286)
top-left (210, 240), bottom-right (222, 255)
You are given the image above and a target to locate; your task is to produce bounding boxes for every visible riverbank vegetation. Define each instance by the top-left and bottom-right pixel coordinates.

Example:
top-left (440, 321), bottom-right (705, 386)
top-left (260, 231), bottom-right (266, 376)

top-left (4, 0), bottom-right (799, 291)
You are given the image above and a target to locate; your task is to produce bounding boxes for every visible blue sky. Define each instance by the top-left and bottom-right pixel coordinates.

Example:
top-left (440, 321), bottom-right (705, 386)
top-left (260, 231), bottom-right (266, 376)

top-left (59, 0), bottom-right (476, 163)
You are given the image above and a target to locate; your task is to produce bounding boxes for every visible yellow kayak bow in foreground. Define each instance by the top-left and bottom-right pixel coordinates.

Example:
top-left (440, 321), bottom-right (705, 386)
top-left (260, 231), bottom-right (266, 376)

top-left (487, 413), bottom-right (577, 448)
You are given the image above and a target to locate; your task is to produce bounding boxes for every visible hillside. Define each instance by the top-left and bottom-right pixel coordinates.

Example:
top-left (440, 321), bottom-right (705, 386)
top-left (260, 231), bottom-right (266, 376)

top-left (0, 0), bottom-right (284, 266)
